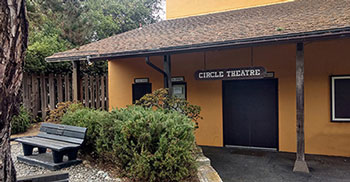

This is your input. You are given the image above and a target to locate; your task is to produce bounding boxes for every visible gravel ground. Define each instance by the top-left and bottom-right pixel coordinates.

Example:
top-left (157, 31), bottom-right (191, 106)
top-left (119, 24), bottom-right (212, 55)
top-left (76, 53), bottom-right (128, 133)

top-left (11, 143), bottom-right (122, 182)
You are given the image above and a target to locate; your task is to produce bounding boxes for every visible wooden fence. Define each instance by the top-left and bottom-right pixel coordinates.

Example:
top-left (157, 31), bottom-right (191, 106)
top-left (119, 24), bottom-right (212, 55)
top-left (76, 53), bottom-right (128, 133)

top-left (22, 73), bottom-right (108, 119)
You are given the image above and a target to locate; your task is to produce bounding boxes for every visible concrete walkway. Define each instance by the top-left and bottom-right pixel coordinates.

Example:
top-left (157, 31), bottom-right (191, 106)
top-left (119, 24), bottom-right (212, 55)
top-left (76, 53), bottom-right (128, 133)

top-left (202, 147), bottom-right (350, 182)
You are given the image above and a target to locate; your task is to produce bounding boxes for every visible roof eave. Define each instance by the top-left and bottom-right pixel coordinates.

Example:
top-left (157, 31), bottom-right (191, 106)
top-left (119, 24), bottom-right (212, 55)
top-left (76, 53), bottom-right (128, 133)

top-left (45, 55), bottom-right (89, 62)
top-left (46, 27), bottom-right (350, 62)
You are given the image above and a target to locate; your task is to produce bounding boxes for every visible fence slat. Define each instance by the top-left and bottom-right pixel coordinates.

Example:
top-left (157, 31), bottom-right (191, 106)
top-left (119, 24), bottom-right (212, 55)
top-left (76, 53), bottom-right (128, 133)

top-left (79, 78), bottom-right (84, 102)
top-left (23, 73), bottom-right (109, 118)
top-left (22, 73), bottom-right (28, 108)
top-left (84, 76), bottom-right (89, 107)
top-left (27, 74), bottom-right (32, 112)
top-left (49, 74), bottom-right (55, 110)
top-left (31, 75), bottom-right (39, 117)
top-left (100, 76), bottom-right (105, 110)
top-left (40, 74), bottom-right (47, 119)
top-left (96, 76), bottom-right (100, 109)
top-left (90, 76), bottom-right (95, 108)
top-left (65, 75), bottom-right (70, 101)
top-left (57, 75), bottom-right (63, 103)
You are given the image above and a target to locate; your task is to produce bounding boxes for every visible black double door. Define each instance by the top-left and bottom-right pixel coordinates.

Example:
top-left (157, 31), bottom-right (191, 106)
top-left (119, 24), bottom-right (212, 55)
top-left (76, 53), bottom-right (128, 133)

top-left (223, 79), bottom-right (278, 149)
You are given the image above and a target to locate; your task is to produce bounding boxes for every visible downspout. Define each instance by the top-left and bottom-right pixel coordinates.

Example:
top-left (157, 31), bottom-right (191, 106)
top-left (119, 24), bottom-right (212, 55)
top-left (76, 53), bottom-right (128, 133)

top-left (145, 57), bottom-right (169, 88)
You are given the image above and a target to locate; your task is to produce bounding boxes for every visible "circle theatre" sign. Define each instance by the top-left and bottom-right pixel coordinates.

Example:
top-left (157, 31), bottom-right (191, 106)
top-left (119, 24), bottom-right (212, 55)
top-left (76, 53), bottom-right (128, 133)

top-left (194, 66), bottom-right (267, 80)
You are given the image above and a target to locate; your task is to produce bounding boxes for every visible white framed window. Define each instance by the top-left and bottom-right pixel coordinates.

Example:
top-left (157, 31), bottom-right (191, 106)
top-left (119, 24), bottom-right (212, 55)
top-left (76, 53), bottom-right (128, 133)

top-left (331, 75), bottom-right (350, 122)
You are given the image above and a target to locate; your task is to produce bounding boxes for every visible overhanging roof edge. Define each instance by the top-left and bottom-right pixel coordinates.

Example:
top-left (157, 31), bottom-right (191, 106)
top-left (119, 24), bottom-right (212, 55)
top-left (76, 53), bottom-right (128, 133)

top-left (46, 27), bottom-right (350, 62)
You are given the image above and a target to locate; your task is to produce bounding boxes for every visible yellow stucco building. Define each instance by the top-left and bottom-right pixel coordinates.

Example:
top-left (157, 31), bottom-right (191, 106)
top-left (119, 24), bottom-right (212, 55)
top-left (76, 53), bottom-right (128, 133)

top-left (166, 0), bottom-right (292, 19)
top-left (47, 0), bottom-right (350, 162)
top-left (108, 39), bottom-right (350, 157)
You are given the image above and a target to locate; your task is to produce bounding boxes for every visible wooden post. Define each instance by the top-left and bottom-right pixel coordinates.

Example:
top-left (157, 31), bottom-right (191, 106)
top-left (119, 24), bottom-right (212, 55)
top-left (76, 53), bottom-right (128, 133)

top-left (293, 42), bottom-right (309, 173)
top-left (90, 76), bottom-right (95, 108)
top-left (31, 75), bottom-right (39, 117)
top-left (164, 55), bottom-right (172, 96)
top-left (72, 61), bottom-right (81, 101)
top-left (96, 76), bottom-right (100, 109)
top-left (84, 76), bottom-right (89, 107)
top-left (49, 74), bottom-right (55, 110)
top-left (100, 76), bottom-right (105, 110)
top-left (57, 75), bottom-right (63, 103)
top-left (163, 56), bottom-right (169, 88)
top-left (22, 73), bottom-right (28, 108)
top-left (79, 77), bottom-right (84, 102)
top-left (26, 74), bottom-right (31, 110)
top-left (40, 74), bottom-right (47, 119)
top-left (64, 74), bottom-right (70, 101)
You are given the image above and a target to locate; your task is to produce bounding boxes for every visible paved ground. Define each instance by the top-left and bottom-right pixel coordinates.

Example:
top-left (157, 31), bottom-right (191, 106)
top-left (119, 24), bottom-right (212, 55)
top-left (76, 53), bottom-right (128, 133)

top-left (202, 147), bottom-right (350, 182)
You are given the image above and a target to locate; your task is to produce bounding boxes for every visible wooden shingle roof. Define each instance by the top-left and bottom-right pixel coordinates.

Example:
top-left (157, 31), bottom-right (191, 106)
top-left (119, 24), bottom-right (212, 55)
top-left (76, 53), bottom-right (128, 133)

top-left (46, 0), bottom-right (350, 62)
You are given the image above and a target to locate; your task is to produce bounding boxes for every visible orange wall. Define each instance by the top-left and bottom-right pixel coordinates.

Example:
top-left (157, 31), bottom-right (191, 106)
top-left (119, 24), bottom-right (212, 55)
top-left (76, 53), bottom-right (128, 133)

top-left (166, 0), bottom-right (292, 19)
top-left (108, 38), bottom-right (350, 157)
top-left (108, 57), bottom-right (164, 109)
top-left (304, 39), bottom-right (350, 156)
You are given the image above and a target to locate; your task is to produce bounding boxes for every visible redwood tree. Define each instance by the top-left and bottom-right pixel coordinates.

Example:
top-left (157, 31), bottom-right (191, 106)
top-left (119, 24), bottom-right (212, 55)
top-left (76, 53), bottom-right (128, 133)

top-left (0, 0), bottom-right (28, 181)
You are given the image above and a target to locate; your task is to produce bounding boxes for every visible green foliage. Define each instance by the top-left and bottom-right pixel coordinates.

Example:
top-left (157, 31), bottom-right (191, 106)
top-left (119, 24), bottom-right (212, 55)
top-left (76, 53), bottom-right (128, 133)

top-left (25, 0), bottom-right (162, 75)
top-left (84, 0), bottom-right (162, 41)
top-left (136, 88), bottom-right (202, 127)
top-left (80, 60), bottom-right (108, 76)
top-left (101, 106), bottom-right (197, 181)
top-left (45, 101), bottom-right (84, 123)
top-left (61, 105), bottom-right (197, 181)
top-left (61, 107), bottom-right (110, 155)
top-left (11, 107), bottom-right (32, 134)
top-left (30, 0), bottom-right (91, 46)
top-left (25, 22), bottom-right (73, 74)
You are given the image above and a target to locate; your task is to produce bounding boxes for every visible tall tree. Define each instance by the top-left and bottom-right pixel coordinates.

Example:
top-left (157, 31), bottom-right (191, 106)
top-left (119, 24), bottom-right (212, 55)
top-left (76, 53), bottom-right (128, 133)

top-left (0, 0), bottom-right (28, 181)
top-left (24, 0), bottom-right (162, 75)
top-left (84, 0), bottom-right (162, 41)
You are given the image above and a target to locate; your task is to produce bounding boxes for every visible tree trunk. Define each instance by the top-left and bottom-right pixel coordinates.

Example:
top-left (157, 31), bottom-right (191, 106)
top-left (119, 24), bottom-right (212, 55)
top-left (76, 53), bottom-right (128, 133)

top-left (0, 0), bottom-right (28, 181)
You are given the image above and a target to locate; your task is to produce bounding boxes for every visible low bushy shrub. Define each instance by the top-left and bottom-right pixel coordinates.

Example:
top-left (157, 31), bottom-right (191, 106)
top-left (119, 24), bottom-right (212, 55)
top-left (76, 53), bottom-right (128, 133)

top-left (11, 106), bottom-right (32, 134)
top-left (135, 88), bottom-right (202, 127)
top-left (61, 105), bottom-right (197, 181)
top-left (45, 101), bottom-right (84, 123)
top-left (60, 94), bottom-right (198, 181)
top-left (61, 107), bottom-right (110, 155)
top-left (98, 106), bottom-right (197, 182)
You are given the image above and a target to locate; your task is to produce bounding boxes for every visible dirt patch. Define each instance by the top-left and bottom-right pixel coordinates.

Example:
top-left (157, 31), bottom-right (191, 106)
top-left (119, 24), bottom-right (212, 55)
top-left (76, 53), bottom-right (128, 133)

top-left (11, 122), bottom-right (41, 143)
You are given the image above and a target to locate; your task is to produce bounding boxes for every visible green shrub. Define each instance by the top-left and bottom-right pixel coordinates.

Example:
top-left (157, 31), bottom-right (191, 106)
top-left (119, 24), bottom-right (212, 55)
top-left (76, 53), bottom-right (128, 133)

top-left (61, 107), bottom-right (110, 155)
top-left (135, 88), bottom-right (202, 127)
top-left (11, 106), bottom-right (32, 134)
top-left (45, 101), bottom-right (84, 123)
top-left (98, 106), bottom-right (197, 182)
top-left (61, 103), bottom-right (197, 181)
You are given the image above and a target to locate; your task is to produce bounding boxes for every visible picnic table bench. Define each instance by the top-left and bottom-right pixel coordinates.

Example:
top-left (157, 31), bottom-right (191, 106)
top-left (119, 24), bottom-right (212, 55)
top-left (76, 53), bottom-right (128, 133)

top-left (15, 123), bottom-right (87, 168)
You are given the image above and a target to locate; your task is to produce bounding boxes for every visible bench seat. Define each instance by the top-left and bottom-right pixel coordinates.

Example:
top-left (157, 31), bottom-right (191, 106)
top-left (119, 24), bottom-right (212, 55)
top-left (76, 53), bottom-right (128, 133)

top-left (15, 123), bottom-right (87, 164)
top-left (15, 136), bottom-right (80, 152)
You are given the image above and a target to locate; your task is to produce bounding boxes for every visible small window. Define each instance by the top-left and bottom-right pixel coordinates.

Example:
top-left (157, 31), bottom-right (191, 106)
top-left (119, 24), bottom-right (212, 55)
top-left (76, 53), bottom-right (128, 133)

top-left (331, 76), bottom-right (350, 122)
top-left (172, 83), bottom-right (187, 99)
top-left (132, 83), bottom-right (152, 104)
top-left (171, 77), bottom-right (186, 100)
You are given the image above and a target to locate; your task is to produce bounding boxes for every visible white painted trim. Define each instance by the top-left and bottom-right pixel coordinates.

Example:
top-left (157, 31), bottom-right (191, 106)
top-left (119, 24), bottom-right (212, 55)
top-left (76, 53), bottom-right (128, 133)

top-left (331, 76), bottom-right (350, 121)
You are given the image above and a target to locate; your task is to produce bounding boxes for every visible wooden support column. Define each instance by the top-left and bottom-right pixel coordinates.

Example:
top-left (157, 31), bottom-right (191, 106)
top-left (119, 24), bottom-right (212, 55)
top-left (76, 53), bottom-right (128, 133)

top-left (72, 61), bottom-right (81, 101)
top-left (164, 55), bottom-right (172, 96)
top-left (293, 42), bottom-right (309, 173)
